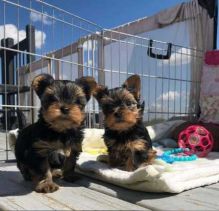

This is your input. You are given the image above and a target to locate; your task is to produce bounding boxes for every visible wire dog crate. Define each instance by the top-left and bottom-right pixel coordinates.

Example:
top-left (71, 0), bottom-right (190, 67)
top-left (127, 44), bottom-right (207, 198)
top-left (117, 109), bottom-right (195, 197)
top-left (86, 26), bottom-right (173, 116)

top-left (0, 0), bottom-right (214, 161)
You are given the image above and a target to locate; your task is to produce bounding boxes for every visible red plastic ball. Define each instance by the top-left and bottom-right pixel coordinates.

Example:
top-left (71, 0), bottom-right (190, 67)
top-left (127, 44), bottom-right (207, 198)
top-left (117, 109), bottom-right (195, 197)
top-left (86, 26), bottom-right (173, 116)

top-left (178, 125), bottom-right (214, 157)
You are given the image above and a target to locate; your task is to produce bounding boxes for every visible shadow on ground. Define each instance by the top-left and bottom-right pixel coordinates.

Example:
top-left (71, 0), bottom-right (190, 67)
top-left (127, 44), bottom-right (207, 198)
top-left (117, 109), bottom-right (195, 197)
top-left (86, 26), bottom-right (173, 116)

top-left (72, 170), bottom-right (176, 203)
top-left (0, 169), bottom-right (33, 196)
top-left (0, 162), bottom-right (176, 202)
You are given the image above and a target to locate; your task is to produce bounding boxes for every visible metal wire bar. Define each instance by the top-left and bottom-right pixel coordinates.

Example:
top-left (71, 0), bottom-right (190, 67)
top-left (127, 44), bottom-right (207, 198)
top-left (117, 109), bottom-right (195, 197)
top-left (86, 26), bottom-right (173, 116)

top-left (3, 0), bottom-right (9, 160)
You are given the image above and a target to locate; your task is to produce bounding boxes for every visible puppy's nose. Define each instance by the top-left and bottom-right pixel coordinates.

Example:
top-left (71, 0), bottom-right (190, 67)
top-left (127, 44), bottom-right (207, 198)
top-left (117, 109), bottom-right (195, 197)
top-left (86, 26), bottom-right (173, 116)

top-left (114, 112), bottom-right (122, 120)
top-left (60, 106), bottom-right (69, 114)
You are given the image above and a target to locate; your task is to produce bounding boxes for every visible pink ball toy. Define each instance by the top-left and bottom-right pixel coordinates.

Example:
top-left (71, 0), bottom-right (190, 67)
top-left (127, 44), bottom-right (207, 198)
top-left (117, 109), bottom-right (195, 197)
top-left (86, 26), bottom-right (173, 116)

top-left (178, 125), bottom-right (214, 157)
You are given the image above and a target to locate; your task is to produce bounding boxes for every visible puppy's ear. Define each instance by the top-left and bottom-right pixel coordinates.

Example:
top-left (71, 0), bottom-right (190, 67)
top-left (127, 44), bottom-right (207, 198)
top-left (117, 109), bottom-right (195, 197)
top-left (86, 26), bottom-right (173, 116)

top-left (32, 74), bottom-right (54, 98)
top-left (93, 85), bottom-right (109, 104)
top-left (76, 76), bottom-right (97, 101)
top-left (123, 74), bottom-right (141, 101)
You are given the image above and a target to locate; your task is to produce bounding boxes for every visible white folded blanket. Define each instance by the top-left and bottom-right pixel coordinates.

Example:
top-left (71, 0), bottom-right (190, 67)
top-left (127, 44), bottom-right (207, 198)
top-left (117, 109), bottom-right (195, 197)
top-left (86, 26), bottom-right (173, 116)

top-left (76, 152), bottom-right (219, 193)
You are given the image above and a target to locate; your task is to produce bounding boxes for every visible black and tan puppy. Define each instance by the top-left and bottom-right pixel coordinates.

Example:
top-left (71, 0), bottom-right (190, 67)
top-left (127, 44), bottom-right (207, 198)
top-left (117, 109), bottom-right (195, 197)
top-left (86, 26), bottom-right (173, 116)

top-left (14, 74), bottom-right (97, 193)
top-left (95, 75), bottom-right (156, 171)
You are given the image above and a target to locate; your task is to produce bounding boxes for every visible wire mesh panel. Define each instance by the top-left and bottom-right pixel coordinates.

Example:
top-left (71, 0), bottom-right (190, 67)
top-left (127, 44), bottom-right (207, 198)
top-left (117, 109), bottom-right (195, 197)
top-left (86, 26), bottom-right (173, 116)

top-left (102, 29), bottom-right (203, 124)
top-left (0, 0), bottom-right (103, 161)
top-left (0, 0), bottom-right (204, 161)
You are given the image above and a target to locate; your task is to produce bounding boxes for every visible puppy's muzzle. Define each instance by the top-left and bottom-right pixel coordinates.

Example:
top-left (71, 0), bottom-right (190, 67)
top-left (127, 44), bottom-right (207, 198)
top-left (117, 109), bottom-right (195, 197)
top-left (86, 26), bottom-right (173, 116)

top-left (114, 111), bottom-right (123, 121)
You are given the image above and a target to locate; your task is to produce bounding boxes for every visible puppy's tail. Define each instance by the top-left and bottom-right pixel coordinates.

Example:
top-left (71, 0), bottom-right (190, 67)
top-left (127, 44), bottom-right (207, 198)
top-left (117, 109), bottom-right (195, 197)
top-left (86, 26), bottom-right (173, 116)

top-left (8, 128), bottom-right (19, 153)
top-left (8, 109), bottom-right (27, 153)
top-left (16, 108), bottom-right (27, 129)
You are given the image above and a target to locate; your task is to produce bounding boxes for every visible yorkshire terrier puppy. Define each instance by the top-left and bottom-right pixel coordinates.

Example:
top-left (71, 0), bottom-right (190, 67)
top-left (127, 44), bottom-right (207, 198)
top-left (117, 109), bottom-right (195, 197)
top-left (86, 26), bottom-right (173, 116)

top-left (95, 75), bottom-right (156, 171)
top-left (14, 74), bottom-right (97, 193)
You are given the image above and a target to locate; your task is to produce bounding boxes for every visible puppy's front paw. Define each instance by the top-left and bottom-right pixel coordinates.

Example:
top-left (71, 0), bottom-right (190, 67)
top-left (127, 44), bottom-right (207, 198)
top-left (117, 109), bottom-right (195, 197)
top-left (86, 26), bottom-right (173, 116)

top-left (147, 149), bottom-right (157, 164)
top-left (140, 149), bottom-right (157, 166)
top-left (35, 181), bottom-right (59, 193)
top-left (52, 169), bottom-right (63, 178)
top-left (97, 154), bottom-right (109, 163)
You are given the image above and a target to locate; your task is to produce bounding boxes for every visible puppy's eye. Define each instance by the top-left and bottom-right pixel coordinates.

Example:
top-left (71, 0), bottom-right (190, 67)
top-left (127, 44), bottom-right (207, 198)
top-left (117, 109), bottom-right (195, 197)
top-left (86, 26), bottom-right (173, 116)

top-left (102, 103), bottom-right (114, 112)
top-left (126, 101), bottom-right (137, 108)
top-left (76, 99), bottom-right (82, 108)
top-left (76, 99), bottom-right (81, 105)
top-left (126, 101), bottom-right (132, 106)
top-left (49, 95), bottom-right (59, 102)
top-left (76, 98), bottom-right (86, 109)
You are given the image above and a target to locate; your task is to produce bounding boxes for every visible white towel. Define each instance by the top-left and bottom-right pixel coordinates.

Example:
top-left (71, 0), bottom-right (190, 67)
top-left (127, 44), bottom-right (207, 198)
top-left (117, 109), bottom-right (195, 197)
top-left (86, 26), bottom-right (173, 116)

top-left (77, 152), bottom-right (219, 193)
